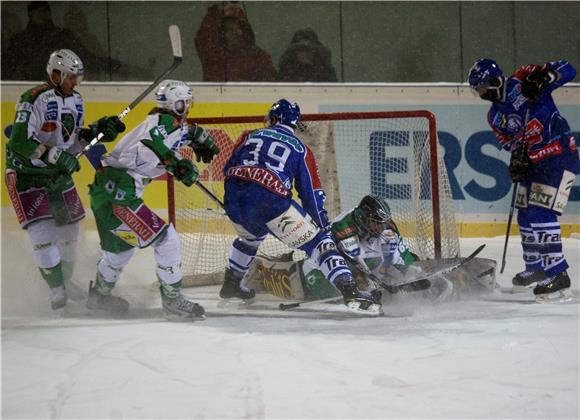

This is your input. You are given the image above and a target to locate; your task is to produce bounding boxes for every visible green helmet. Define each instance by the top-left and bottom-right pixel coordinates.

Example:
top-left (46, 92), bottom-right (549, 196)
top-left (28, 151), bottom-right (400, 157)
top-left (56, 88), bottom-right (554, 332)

top-left (353, 194), bottom-right (392, 237)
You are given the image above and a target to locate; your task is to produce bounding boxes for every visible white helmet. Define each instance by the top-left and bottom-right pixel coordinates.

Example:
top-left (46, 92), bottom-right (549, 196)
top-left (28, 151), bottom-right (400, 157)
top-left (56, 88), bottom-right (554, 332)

top-left (155, 79), bottom-right (193, 116)
top-left (46, 49), bottom-right (84, 84)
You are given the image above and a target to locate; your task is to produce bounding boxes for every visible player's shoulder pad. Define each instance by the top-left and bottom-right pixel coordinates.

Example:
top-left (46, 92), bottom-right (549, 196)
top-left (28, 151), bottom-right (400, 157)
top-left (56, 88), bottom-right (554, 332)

top-left (20, 83), bottom-right (52, 105)
top-left (332, 211), bottom-right (358, 240)
top-left (157, 113), bottom-right (182, 135)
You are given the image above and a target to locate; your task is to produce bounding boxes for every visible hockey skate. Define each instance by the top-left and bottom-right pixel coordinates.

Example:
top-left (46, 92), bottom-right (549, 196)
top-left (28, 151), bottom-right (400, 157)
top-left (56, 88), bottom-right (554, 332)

top-left (86, 277), bottom-right (129, 317)
top-left (219, 268), bottom-right (255, 304)
top-left (336, 276), bottom-right (383, 316)
top-left (533, 272), bottom-right (572, 303)
top-left (511, 270), bottom-right (546, 292)
top-left (161, 293), bottom-right (206, 321)
top-left (48, 285), bottom-right (67, 310)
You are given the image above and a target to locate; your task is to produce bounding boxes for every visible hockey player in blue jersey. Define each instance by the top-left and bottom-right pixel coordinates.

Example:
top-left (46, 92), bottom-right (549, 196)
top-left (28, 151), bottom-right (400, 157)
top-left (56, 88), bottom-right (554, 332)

top-left (468, 58), bottom-right (578, 302)
top-left (220, 99), bottom-right (382, 315)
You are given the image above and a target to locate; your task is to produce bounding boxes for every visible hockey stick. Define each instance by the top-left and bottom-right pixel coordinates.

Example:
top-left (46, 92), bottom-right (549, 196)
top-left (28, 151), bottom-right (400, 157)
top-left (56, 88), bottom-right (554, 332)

top-left (76, 25), bottom-right (183, 159)
top-left (402, 243), bottom-right (486, 284)
top-left (500, 185), bottom-right (518, 274)
top-left (500, 109), bottom-right (530, 274)
top-left (194, 180), bottom-right (226, 209)
top-left (279, 296), bottom-right (343, 311)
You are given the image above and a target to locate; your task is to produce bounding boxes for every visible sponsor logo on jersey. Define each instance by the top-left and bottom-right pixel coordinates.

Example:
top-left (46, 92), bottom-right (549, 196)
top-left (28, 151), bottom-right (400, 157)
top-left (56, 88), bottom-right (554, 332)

top-left (226, 165), bottom-right (290, 198)
top-left (16, 102), bottom-right (33, 112)
top-left (45, 101), bottom-right (58, 121)
top-left (506, 114), bottom-right (523, 133)
top-left (335, 225), bottom-right (356, 239)
top-left (41, 122), bottom-right (57, 132)
top-left (524, 118), bottom-right (544, 146)
top-left (528, 141), bottom-right (563, 163)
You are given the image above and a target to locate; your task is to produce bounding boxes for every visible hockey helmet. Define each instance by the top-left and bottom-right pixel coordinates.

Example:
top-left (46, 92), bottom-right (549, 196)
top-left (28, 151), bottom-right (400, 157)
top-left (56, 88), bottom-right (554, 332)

top-left (266, 99), bottom-right (301, 128)
top-left (46, 49), bottom-right (84, 85)
top-left (354, 194), bottom-right (392, 237)
top-left (467, 58), bottom-right (504, 101)
top-left (155, 80), bottom-right (193, 116)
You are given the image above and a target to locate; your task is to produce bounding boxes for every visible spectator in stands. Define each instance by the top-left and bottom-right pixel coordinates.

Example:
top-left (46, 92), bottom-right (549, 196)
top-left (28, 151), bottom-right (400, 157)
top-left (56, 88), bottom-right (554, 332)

top-left (1, 10), bottom-right (23, 78)
top-left (278, 28), bottom-right (337, 82)
top-left (3, 1), bottom-right (101, 80)
top-left (195, 2), bottom-right (277, 82)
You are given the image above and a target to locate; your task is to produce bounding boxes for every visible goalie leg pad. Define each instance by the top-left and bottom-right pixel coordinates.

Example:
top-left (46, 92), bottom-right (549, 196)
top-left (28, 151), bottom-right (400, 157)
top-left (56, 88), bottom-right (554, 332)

top-left (27, 219), bottom-right (60, 269)
top-left (152, 224), bottom-right (182, 285)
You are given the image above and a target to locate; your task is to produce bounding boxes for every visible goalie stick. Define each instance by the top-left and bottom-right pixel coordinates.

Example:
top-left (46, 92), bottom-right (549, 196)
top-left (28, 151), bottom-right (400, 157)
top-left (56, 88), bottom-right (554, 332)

top-left (279, 244), bottom-right (486, 311)
top-left (77, 25), bottom-right (183, 160)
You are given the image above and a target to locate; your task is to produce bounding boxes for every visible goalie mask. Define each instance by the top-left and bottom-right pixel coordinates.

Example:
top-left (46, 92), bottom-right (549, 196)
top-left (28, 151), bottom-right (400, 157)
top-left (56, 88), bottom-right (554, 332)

top-left (354, 194), bottom-right (393, 237)
top-left (266, 99), bottom-right (301, 128)
top-left (46, 49), bottom-right (84, 85)
top-left (155, 80), bottom-right (193, 117)
top-left (467, 58), bottom-right (505, 102)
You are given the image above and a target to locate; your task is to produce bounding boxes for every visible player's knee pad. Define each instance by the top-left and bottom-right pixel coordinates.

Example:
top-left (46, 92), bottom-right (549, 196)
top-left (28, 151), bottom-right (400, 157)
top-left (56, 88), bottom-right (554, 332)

top-left (152, 225), bottom-right (182, 284)
top-left (27, 219), bottom-right (59, 268)
top-left (97, 248), bottom-right (135, 284)
top-left (55, 222), bottom-right (80, 262)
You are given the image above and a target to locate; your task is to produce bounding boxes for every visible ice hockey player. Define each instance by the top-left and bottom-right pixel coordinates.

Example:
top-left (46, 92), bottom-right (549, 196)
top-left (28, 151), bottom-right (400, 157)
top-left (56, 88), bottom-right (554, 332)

top-left (5, 49), bottom-right (125, 310)
top-left (87, 79), bottom-right (219, 320)
top-left (302, 194), bottom-right (453, 302)
top-left (468, 58), bottom-right (578, 302)
top-left (220, 99), bottom-right (382, 315)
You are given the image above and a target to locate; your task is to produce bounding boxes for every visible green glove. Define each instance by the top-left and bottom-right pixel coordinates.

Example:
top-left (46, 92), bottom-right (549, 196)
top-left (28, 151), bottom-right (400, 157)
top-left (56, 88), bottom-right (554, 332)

top-left (188, 124), bottom-right (220, 163)
top-left (45, 148), bottom-right (80, 174)
top-left (88, 116), bottom-right (126, 142)
top-left (168, 158), bottom-right (198, 187)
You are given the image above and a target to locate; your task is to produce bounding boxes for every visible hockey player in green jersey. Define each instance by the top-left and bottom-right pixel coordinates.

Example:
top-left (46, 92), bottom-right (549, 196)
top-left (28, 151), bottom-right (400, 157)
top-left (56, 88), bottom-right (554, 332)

top-left (301, 194), bottom-right (424, 300)
top-left (5, 49), bottom-right (125, 310)
top-left (87, 79), bottom-right (219, 320)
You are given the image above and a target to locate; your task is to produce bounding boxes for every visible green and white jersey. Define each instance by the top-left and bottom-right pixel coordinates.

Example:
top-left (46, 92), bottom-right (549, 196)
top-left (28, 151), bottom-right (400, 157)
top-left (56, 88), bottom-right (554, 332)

top-left (331, 208), bottom-right (415, 275)
top-left (101, 112), bottom-right (189, 198)
top-left (7, 83), bottom-right (85, 172)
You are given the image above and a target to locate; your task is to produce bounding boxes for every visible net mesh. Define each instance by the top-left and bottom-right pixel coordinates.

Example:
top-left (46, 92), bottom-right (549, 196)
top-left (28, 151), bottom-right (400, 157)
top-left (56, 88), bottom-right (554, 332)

top-left (171, 112), bottom-right (459, 286)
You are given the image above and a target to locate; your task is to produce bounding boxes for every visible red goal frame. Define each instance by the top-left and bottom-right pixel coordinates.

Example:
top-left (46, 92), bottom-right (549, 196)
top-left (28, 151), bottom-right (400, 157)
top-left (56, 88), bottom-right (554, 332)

top-left (168, 110), bottom-right (442, 258)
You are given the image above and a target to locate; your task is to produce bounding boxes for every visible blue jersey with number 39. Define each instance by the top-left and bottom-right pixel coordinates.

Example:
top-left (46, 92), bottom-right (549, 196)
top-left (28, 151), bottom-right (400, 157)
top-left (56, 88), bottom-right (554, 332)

top-left (224, 124), bottom-right (329, 228)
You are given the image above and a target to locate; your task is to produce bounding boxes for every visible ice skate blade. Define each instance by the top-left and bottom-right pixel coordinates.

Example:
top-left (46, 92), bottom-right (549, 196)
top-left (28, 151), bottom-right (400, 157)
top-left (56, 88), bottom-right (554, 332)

top-left (535, 288), bottom-right (573, 304)
top-left (345, 301), bottom-right (383, 316)
top-left (163, 310), bottom-right (206, 322)
top-left (510, 284), bottom-right (536, 293)
top-left (217, 297), bottom-right (255, 308)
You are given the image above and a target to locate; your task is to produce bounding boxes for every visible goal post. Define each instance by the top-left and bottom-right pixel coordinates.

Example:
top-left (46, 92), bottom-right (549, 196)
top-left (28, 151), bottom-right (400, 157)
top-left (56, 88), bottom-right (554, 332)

top-left (167, 110), bottom-right (459, 286)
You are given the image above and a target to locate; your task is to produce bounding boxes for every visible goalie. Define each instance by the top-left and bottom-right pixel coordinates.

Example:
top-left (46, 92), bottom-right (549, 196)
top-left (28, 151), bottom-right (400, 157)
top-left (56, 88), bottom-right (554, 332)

top-left (301, 194), bottom-right (454, 302)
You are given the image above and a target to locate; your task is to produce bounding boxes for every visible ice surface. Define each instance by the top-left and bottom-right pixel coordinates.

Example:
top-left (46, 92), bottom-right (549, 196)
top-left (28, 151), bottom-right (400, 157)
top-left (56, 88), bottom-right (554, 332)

top-left (2, 216), bottom-right (579, 419)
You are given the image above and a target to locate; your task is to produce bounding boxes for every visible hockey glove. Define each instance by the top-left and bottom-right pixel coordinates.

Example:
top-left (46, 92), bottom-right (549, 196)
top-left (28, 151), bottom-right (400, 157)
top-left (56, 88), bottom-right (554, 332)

top-left (188, 124), bottom-right (220, 163)
top-left (81, 116), bottom-right (126, 143)
top-left (45, 148), bottom-right (80, 174)
top-left (521, 67), bottom-right (555, 101)
top-left (509, 142), bottom-right (531, 183)
top-left (168, 158), bottom-right (199, 187)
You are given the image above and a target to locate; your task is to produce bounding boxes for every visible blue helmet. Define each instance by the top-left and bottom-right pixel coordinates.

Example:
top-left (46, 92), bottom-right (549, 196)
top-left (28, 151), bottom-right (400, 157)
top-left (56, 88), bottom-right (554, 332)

top-left (467, 58), bottom-right (503, 89)
top-left (267, 99), bottom-right (301, 127)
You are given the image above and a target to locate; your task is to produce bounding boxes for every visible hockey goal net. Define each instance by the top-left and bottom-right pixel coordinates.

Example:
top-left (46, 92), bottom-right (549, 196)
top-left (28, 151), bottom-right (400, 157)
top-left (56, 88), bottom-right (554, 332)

top-left (168, 111), bottom-right (459, 286)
